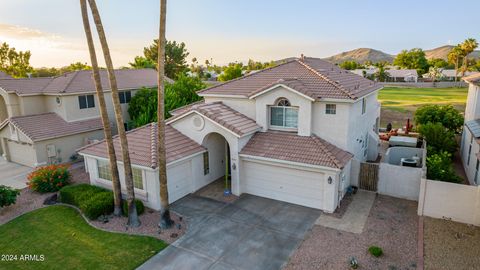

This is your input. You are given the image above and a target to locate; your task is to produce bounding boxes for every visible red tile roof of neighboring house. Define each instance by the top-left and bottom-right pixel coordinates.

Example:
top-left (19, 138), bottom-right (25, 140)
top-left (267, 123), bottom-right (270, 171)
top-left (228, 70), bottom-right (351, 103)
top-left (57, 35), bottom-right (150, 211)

top-left (78, 123), bottom-right (205, 168)
top-left (0, 71), bottom-right (12, 79)
top-left (198, 57), bottom-right (381, 100)
top-left (168, 102), bottom-right (261, 137)
top-left (464, 73), bottom-right (480, 85)
top-left (0, 69), bottom-right (170, 96)
top-left (240, 131), bottom-right (353, 169)
top-left (3, 112), bottom-right (103, 142)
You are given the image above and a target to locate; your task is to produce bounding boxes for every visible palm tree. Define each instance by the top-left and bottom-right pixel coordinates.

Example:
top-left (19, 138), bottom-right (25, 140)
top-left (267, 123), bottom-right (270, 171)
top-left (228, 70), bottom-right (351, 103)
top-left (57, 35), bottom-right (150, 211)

top-left (448, 45), bottom-right (463, 82)
top-left (158, 0), bottom-right (174, 229)
top-left (87, 0), bottom-right (140, 227)
top-left (80, 0), bottom-right (123, 216)
top-left (426, 66), bottom-right (443, 87)
top-left (460, 38), bottom-right (478, 76)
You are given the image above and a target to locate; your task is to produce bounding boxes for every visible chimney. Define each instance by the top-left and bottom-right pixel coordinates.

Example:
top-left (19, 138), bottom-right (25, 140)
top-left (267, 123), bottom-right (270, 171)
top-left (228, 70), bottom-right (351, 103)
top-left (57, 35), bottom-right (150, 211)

top-left (300, 54), bottom-right (305, 62)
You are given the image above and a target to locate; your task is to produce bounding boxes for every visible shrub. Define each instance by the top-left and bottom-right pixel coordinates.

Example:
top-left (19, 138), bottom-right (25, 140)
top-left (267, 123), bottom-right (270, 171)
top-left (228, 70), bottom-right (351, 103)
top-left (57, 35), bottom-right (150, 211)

top-left (59, 184), bottom-right (114, 219)
top-left (426, 152), bottom-right (462, 183)
top-left (122, 199), bottom-right (145, 217)
top-left (368, 246), bottom-right (383, 257)
top-left (418, 122), bottom-right (457, 155)
top-left (27, 164), bottom-right (71, 193)
top-left (80, 192), bottom-right (114, 220)
top-left (0, 185), bottom-right (20, 207)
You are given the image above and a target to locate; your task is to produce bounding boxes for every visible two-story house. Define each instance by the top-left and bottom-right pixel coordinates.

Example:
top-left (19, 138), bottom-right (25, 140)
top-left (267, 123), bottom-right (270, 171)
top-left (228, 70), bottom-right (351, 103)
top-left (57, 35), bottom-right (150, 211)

top-left (460, 73), bottom-right (480, 185)
top-left (79, 56), bottom-right (382, 213)
top-left (0, 69), bottom-right (159, 167)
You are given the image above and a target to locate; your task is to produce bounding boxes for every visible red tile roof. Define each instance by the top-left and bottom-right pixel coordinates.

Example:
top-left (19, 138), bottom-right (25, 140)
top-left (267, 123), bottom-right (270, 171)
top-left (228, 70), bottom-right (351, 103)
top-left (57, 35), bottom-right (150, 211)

top-left (168, 102), bottom-right (261, 137)
top-left (78, 123), bottom-right (205, 168)
top-left (0, 69), bottom-right (168, 96)
top-left (4, 113), bottom-right (103, 142)
top-left (240, 131), bottom-right (353, 169)
top-left (198, 57), bottom-right (381, 100)
top-left (0, 71), bottom-right (12, 79)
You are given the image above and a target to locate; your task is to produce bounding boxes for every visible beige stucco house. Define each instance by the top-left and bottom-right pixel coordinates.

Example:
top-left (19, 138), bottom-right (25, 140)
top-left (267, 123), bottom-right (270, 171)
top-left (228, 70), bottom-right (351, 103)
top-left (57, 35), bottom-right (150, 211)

top-left (79, 57), bottom-right (382, 213)
top-left (0, 69), bottom-right (159, 167)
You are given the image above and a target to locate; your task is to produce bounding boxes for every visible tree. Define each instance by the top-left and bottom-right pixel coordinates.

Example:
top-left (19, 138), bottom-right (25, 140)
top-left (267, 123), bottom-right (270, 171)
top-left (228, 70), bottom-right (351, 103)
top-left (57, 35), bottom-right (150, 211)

top-left (426, 151), bottom-right (461, 182)
top-left (218, 63), bottom-right (243, 81)
top-left (460, 38), bottom-right (478, 76)
top-left (339, 60), bottom-right (360, 70)
top-left (374, 65), bottom-right (387, 82)
top-left (428, 58), bottom-right (450, 69)
top-left (414, 104), bottom-right (464, 133)
top-left (425, 66), bottom-right (443, 85)
top-left (88, 0), bottom-right (140, 227)
top-left (80, 0), bottom-right (123, 216)
top-left (143, 40), bottom-right (189, 79)
top-left (0, 42), bottom-right (33, 78)
top-left (128, 74), bottom-right (206, 127)
top-left (157, 0), bottom-right (174, 229)
top-left (65, 61), bottom-right (91, 71)
top-left (393, 48), bottom-right (429, 74)
top-left (418, 122), bottom-right (457, 155)
top-left (129, 56), bottom-right (156, 69)
top-left (447, 45), bottom-right (464, 82)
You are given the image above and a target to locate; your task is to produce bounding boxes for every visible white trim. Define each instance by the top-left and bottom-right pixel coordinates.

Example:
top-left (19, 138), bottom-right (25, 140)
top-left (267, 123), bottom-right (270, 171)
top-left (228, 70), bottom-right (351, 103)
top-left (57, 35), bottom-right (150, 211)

top-left (166, 110), bottom-right (260, 138)
top-left (240, 154), bottom-right (342, 172)
top-left (166, 151), bottom-right (206, 167)
top-left (249, 84), bottom-right (315, 101)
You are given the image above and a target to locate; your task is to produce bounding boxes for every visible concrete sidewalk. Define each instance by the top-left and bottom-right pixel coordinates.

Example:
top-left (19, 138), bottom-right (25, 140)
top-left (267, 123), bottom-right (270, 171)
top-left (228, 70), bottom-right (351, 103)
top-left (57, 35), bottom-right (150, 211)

top-left (0, 158), bottom-right (32, 189)
top-left (315, 190), bottom-right (376, 234)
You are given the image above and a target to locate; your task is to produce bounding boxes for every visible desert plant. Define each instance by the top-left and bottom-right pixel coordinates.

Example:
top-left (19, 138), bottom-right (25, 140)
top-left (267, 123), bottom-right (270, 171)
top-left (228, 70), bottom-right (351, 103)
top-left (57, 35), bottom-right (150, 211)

top-left (0, 185), bottom-right (20, 207)
top-left (368, 246), bottom-right (383, 257)
top-left (27, 164), bottom-right (71, 193)
top-left (122, 199), bottom-right (145, 217)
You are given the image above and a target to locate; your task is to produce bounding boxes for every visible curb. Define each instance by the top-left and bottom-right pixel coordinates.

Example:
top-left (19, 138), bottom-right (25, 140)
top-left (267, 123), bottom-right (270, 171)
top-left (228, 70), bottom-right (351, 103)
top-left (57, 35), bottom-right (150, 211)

top-left (418, 216), bottom-right (424, 270)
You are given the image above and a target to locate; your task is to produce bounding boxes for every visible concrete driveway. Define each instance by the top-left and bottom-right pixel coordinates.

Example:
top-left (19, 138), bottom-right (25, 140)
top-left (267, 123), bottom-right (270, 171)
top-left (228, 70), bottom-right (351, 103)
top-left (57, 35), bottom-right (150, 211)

top-left (0, 158), bottom-right (32, 189)
top-left (138, 194), bottom-right (320, 270)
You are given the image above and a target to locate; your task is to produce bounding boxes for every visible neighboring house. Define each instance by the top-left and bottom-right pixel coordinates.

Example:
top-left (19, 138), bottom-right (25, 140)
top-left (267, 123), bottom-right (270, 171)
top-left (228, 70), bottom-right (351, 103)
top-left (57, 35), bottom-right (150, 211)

top-left (0, 71), bottom-right (11, 79)
top-left (349, 68), bottom-right (376, 78)
top-left (385, 69), bottom-right (418, 82)
top-left (460, 73), bottom-right (480, 185)
top-left (0, 69), bottom-right (158, 167)
top-left (79, 56), bottom-right (382, 213)
top-left (439, 69), bottom-right (479, 81)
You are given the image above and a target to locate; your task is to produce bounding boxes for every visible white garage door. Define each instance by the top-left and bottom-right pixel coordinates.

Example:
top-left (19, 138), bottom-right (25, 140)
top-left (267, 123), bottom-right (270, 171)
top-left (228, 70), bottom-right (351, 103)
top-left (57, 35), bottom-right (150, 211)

top-left (7, 141), bottom-right (37, 167)
top-left (243, 160), bottom-right (325, 209)
top-left (167, 160), bottom-right (193, 203)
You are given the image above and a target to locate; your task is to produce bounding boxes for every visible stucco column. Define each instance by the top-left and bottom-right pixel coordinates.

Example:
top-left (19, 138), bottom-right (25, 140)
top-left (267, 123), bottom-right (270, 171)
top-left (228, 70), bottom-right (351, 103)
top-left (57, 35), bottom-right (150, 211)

top-left (230, 144), bottom-right (241, 196)
top-left (1, 137), bottom-right (10, 161)
top-left (323, 172), bottom-right (339, 213)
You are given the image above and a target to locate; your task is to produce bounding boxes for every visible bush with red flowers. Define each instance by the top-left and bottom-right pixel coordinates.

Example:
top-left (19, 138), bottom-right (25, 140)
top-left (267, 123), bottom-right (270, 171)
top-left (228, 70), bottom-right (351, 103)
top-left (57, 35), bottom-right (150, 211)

top-left (27, 164), bottom-right (71, 193)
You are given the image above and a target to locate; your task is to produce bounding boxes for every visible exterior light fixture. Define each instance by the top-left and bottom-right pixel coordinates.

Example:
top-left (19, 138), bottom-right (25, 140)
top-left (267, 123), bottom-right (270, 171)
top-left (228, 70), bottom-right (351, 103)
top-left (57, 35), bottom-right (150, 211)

top-left (328, 176), bottom-right (333, 184)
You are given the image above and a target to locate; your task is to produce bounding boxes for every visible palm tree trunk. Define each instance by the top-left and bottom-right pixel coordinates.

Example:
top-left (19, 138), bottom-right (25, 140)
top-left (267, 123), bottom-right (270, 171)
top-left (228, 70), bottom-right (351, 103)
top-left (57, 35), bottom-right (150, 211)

top-left (80, 0), bottom-right (122, 216)
top-left (158, 0), bottom-right (173, 229)
top-left (87, 0), bottom-right (140, 227)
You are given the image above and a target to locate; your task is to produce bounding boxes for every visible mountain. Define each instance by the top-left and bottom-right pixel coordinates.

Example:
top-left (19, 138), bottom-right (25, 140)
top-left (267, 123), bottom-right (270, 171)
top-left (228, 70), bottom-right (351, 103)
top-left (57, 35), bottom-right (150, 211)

top-left (424, 45), bottom-right (480, 60)
top-left (323, 48), bottom-right (394, 64)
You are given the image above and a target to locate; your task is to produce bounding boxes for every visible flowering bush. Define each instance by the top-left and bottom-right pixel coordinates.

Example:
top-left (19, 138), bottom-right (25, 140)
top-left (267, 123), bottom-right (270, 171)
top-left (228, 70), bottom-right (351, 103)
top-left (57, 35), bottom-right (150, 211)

top-left (27, 164), bottom-right (71, 193)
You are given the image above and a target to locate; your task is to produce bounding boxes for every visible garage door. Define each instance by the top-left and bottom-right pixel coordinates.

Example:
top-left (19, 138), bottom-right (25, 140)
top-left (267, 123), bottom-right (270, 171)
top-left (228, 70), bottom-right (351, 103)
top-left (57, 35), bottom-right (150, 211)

top-left (243, 160), bottom-right (325, 209)
top-left (166, 160), bottom-right (193, 203)
top-left (7, 141), bottom-right (37, 167)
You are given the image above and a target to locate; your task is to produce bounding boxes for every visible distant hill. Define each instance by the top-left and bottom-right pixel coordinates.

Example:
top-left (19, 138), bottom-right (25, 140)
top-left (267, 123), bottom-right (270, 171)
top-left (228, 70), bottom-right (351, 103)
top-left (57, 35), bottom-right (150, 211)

top-left (424, 45), bottom-right (480, 60)
top-left (323, 48), bottom-right (394, 64)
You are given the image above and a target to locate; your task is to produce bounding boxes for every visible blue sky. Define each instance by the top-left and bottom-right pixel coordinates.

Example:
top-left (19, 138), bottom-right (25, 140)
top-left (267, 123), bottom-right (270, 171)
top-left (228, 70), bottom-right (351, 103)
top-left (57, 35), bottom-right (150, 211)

top-left (0, 0), bottom-right (478, 67)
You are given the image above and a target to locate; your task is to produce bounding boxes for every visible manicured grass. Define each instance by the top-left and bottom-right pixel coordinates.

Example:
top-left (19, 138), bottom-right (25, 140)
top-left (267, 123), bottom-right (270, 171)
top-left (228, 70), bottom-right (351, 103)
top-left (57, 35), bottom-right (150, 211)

top-left (378, 87), bottom-right (468, 127)
top-left (0, 206), bottom-right (167, 270)
top-left (379, 87), bottom-right (468, 112)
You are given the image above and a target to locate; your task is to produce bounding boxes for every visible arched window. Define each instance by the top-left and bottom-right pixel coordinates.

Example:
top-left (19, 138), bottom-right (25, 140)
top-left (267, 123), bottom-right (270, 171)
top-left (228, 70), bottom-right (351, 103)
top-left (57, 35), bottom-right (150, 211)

top-left (270, 98), bottom-right (298, 129)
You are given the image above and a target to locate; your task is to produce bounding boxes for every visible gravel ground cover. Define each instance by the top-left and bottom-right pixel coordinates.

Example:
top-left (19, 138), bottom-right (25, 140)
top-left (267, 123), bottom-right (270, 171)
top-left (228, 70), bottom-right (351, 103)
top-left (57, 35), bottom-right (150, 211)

top-left (424, 217), bottom-right (480, 270)
top-left (286, 195), bottom-right (418, 270)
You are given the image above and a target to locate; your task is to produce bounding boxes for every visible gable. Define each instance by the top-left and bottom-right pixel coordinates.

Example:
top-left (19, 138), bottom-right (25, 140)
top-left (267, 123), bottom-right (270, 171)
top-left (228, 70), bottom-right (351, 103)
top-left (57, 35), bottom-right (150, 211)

top-left (249, 83), bottom-right (315, 101)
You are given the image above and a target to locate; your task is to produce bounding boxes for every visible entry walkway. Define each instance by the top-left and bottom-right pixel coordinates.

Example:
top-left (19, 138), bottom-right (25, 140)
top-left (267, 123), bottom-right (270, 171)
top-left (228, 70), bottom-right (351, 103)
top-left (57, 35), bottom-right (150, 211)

top-left (315, 190), bottom-right (376, 234)
top-left (138, 194), bottom-right (320, 270)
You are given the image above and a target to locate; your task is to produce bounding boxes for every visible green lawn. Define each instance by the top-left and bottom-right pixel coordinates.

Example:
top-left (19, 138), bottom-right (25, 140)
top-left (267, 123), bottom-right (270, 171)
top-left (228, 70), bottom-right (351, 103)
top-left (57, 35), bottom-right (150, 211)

top-left (378, 87), bottom-right (468, 127)
top-left (0, 206), bottom-right (167, 270)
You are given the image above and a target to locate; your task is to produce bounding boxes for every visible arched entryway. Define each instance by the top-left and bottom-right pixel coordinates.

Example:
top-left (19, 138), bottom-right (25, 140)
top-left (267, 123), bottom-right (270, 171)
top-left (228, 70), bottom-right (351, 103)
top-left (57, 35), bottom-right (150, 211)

top-left (199, 132), bottom-right (233, 198)
top-left (0, 95), bottom-right (8, 122)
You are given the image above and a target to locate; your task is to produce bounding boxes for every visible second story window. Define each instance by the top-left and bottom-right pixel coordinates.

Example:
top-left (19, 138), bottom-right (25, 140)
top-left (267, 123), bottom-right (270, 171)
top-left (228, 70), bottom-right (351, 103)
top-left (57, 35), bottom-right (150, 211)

top-left (326, 104), bottom-right (336, 114)
top-left (79, 95), bottom-right (95, 109)
top-left (270, 98), bottom-right (298, 129)
top-left (119, 91), bottom-right (132, 104)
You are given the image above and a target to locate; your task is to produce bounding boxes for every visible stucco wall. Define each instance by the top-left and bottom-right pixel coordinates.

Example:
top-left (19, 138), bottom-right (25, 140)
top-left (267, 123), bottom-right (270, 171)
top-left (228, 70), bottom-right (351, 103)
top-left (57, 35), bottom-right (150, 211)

top-left (312, 101), bottom-right (350, 150)
top-left (464, 83), bottom-right (480, 122)
top-left (461, 129), bottom-right (480, 185)
top-left (378, 163), bottom-right (421, 201)
top-left (19, 96), bottom-right (46, 115)
top-left (418, 179), bottom-right (480, 226)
